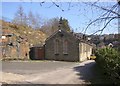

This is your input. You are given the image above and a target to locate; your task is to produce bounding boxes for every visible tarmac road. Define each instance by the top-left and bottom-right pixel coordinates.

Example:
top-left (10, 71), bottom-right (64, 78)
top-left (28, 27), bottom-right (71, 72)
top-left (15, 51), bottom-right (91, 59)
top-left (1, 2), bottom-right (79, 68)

top-left (1, 60), bottom-right (111, 84)
top-left (2, 61), bottom-right (77, 75)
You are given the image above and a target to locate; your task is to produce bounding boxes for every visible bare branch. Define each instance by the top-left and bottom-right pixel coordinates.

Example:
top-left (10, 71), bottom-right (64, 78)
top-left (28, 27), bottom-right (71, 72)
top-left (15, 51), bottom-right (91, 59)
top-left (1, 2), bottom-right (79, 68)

top-left (117, 0), bottom-right (120, 5)
top-left (103, 3), bottom-right (118, 27)
top-left (46, 3), bottom-right (54, 8)
top-left (39, 1), bottom-right (45, 6)
top-left (90, 17), bottom-right (115, 35)
top-left (84, 16), bottom-right (119, 34)
top-left (91, 3), bottom-right (120, 16)
top-left (52, 2), bottom-right (64, 12)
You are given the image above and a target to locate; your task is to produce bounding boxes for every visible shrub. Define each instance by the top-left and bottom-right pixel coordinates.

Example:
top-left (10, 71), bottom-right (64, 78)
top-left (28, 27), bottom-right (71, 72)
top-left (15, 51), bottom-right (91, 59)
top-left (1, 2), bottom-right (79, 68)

top-left (95, 47), bottom-right (120, 84)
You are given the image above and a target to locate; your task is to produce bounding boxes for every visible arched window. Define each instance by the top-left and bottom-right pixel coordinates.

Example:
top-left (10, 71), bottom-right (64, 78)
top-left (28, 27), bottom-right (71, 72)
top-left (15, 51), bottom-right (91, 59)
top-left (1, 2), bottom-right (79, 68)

top-left (63, 39), bottom-right (68, 54)
top-left (54, 39), bottom-right (59, 54)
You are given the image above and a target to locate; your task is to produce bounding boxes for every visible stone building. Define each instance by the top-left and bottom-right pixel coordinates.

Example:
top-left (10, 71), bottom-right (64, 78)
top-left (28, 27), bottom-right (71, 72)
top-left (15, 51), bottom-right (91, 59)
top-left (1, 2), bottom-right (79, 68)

top-left (45, 29), bottom-right (93, 62)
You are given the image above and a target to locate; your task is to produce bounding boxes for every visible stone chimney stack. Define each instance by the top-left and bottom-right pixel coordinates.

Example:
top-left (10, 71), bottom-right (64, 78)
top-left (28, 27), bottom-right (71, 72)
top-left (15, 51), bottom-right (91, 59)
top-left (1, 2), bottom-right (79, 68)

top-left (58, 17), bottom-right (62, 30)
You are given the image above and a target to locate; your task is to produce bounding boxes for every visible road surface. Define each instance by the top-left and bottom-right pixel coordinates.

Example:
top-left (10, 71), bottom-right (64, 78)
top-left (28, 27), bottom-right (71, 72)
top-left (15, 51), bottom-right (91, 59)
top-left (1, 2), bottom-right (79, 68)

top-left (1, 60), bottom-right (111, 84)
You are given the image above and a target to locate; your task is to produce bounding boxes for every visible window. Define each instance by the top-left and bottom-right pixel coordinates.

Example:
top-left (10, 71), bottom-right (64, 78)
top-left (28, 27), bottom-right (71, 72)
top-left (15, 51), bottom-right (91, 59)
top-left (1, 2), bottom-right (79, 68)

top-left (54, 39), bottom-right (59, 54)
top-left (63, 39), bottom-right (68, 54)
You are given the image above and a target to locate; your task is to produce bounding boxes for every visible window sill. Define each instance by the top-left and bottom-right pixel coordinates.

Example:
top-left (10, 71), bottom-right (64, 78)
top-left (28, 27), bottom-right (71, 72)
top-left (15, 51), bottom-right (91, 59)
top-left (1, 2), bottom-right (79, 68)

top-left (55, 53), bottom-right (59, 55)
top-left (63, 53), bottom-right (68, 55)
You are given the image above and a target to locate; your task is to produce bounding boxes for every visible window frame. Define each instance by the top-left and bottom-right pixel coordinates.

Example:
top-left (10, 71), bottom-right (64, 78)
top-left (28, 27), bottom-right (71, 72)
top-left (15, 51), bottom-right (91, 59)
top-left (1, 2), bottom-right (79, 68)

top-left (63, 39), bottom-right (68, 55)
top-left (54, 39), bottom-right (59, 55)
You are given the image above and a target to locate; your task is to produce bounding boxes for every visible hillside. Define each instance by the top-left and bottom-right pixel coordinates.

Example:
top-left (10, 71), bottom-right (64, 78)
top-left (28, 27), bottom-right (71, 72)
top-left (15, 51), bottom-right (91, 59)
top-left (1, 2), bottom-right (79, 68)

top-left (1, 20), bottom-right (47, 46)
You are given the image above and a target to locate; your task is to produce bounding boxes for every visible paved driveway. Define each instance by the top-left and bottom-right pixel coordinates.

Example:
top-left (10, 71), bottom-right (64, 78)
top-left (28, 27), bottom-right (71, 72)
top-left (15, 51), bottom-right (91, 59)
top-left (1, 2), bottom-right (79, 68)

top-left (2, 61), bottom-right (76, 75)
top-left (1, 60), bottom-right (111, 84)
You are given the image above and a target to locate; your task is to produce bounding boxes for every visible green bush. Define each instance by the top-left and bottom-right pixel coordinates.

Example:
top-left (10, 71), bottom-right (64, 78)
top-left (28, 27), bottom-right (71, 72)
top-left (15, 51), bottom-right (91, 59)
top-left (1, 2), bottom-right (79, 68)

top-left (95, 47), bottom-right (120, 84)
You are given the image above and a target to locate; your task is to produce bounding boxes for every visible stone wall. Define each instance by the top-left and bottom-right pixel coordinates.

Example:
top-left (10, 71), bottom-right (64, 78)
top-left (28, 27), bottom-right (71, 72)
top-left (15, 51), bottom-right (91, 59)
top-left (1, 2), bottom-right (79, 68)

top-left (45, 30), bottom-right (79, 62)
top-left (79, 42), bottom-right (92, 61)
top-left (1, 41), bottom-right (29, 60)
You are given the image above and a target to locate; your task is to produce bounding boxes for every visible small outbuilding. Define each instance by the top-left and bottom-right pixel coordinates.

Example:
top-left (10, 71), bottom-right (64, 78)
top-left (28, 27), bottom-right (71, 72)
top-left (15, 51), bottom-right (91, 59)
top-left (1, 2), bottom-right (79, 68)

top-left (29, 46), bottom-right (45, 60)
top-left (45, 29), bottom-right (93, 62)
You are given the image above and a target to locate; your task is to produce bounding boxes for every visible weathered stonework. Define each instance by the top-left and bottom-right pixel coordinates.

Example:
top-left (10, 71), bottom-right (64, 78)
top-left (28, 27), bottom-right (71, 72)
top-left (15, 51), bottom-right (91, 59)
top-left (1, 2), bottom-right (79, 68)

top-left (45, 29), bottom-right (93, 62)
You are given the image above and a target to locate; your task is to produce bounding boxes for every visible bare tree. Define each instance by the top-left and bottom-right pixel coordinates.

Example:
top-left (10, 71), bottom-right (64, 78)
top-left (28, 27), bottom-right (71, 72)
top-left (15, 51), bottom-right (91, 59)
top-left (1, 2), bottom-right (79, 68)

top-left (40, 17), bottom-right (71, 36)
top-left (28, 11), bottom-right (42, 29)
top-left (40, 17), bottom-right (59, 36)
top-left (39, 1), bottom-right (120, 35)
top-left (83, 1), bottom-right (120, 35)
top-left (28, 11), bottom-right (36, 28)
top-left (12, 5), bottom-right (27, 26)
top-left (35, 13), bottom-right (42, 29)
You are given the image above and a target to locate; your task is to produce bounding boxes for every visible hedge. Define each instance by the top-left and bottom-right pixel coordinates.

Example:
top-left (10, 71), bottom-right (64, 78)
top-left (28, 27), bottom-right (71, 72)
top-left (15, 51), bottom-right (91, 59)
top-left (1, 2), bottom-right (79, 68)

top-left (95, 47), bottom-right (120, 84)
